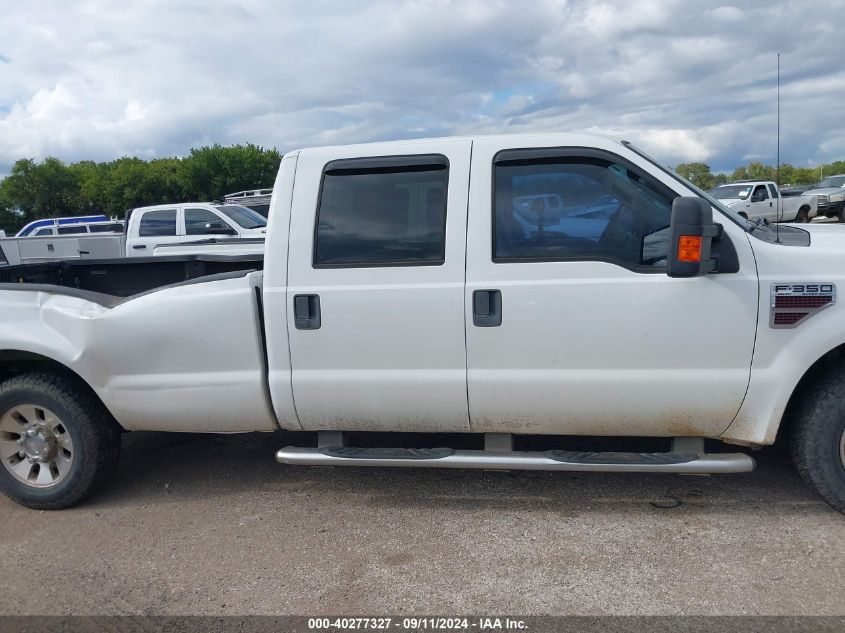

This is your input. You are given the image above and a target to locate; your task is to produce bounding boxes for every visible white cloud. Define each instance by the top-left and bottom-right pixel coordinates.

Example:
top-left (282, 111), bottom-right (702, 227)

top-left (710, 6), bottom-right (744, 20)
top-left (0, 0), bottom-right (842, 174)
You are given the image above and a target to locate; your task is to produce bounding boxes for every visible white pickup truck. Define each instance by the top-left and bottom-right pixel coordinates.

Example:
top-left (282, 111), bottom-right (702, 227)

top-left (709, 181), bottom-right (818, 223)
top-left (1, 133), bottom-right (844, 514)
top-left (0, 202), bottom-right (267, 267)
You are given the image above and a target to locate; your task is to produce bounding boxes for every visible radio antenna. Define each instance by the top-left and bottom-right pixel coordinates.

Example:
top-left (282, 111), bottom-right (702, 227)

top-left (776, 52), bottom-right (781, 244)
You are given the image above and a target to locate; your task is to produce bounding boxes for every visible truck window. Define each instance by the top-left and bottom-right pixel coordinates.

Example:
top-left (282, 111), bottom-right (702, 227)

top-left (57, 226), bottom-right (89, 235)
top-left (768, 184), bottom-right (779, 198)
top-left (33, 228), bottom-right (54, 236)
top-left (185, 208), bottom-right (227, 235)
top-left (493, 155), bottom-right (673, 268)
top-left (138, 209), bottom-right (178, 237)
top-left (751, 185), bottom-right (769, 202)
top-left (314, 155), bottom-right (448, 267)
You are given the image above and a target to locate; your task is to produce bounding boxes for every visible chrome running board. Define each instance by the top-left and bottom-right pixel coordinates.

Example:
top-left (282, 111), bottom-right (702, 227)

top-left (275, 446), bottom-right (755, 474)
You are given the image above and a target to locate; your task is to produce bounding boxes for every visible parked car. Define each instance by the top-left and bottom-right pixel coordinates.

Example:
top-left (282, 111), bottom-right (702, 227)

top-left (802, 175), bottom-right (845, 220)
top-left (0, 203), bottom-right (267, 266)
top-left (125, 203), bottom-right (267, 256)
top-left (23, 220), bottom-right (124, 237)
top-left (15, 215), bottom-right (111, 237)
top-left (1, 133), bottom-right (845, 516)
top-left (709, 181), bottom-right (817, 222)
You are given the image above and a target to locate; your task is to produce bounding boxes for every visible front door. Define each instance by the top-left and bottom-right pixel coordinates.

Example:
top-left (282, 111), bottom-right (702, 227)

top-left (286, 141), bottom-right (472, 432)
top-left (748, 184), bottom-right (775, 221)
top-left (464, 140), bottom-right (759, 437)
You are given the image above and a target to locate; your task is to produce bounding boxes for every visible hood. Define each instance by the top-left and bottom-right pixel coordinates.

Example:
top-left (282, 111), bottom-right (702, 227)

top-left (804, 187), bottom-right (843, 196)
top-left (796, 223), bottom-right (845, 248)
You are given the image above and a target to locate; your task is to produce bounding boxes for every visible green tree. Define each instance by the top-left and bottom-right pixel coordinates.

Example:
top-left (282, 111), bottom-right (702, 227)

top-left (179, 144), bottom-right (281, 201)
top-left (0, 157), bottom-right (80, 220)
top-left (675, 162), bottom-right (718, 190)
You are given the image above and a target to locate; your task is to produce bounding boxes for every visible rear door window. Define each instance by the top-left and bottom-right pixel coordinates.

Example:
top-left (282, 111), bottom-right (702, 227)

top-left (138, 209), bottom-right (178, 237)
top-left (314, 155), bottom-right (449, 267)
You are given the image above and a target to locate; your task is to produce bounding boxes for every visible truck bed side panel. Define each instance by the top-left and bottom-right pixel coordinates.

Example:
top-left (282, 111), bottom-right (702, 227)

top-left (0, 274), bottom-right (278, 433)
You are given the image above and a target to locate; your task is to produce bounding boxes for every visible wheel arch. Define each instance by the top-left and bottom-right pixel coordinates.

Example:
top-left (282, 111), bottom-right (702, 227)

top-left (777, 342), bottom-right (845, 445)
top-left (0, 349), bottom-right (124, 431)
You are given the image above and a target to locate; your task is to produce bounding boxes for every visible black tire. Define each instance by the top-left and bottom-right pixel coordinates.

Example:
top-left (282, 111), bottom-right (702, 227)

top-left (790, 371), bottom-right (845, 513)
top-left (795, 207), bottom-right (810, 223)
top-left (0, 372), bottom-right (121, 510)
top-left (739, 212), bottom-right (749, 219)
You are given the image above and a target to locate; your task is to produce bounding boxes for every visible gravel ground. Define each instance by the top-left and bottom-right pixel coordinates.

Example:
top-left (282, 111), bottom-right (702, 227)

top-left (0, 431), bottom-right (843, 616)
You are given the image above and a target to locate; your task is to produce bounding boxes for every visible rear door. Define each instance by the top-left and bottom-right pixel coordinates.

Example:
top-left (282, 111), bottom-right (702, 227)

top-left (464, 139), bottom-right (758, 437)
top-left (128, 208), bottom-right (181, 256)
top-left (286, 141), bottom-right (472, 432)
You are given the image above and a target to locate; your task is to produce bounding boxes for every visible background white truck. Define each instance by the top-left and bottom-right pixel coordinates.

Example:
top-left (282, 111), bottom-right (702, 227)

top-left (709, 180), bottom-right (818, 223)
top-left (0, 133), bottom-right (844, 516)
top-left (0, 202), bottom-right (267, 266)
top-left (803, 175), bottom-right (845, 220)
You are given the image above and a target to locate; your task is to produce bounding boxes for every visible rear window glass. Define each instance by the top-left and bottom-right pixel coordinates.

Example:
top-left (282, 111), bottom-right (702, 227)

top-left (89, 223), bottom-right (123, 233)
top-left (57, 226), bottom-right (89, 235)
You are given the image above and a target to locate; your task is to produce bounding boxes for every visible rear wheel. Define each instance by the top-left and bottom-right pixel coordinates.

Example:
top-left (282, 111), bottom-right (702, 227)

top-left (790, 372), bottom-right (845, 513)
top-left (0, 373), bottom-right (121, 510)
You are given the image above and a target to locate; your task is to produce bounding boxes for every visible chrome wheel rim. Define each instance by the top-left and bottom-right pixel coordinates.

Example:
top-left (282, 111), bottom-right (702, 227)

top-left (0, 405), bottom-right (74, 488)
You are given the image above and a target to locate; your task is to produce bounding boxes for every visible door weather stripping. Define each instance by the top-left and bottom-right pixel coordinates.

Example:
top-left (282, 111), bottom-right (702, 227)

top-left (276, 446), bottom-right (755, 474)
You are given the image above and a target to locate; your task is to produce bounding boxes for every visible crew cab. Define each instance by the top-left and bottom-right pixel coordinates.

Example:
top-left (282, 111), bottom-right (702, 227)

top-left (125, 202), bottom-right (267, 256)
top-left (710, 181), bottom-right (818, 223)
top-left (1, 133), bottom-right (844, 514)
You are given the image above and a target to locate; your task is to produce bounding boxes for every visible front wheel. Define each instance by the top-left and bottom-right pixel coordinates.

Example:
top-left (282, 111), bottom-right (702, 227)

top-left (0, 372), bottom-right (121, 510)
top-left (795, 207), bottom-right (811, 223)
top-left (790, 372), bottom-right (845, 513)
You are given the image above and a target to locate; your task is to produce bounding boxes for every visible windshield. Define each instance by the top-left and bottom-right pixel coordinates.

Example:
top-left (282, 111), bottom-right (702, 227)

top-left (710, 184), bottom-right (753, 200)
top-left (621, 142), bottom-right (752, 230)
top-left (816, 176), bottom-right (845, 189)
top-left (213, 204), bottom-right (267, 229)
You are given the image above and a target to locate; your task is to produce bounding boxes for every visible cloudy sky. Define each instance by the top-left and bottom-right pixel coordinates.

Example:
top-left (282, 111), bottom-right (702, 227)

top-left (0, 0), bottom-right (843, 176)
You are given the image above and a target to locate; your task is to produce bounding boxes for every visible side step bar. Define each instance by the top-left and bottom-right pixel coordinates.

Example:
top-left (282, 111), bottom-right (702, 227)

top-left (276, 446), bottom-right (755, 474)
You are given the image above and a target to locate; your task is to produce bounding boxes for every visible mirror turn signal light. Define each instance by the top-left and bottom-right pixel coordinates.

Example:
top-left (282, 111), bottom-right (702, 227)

top-left (677, 235), bottom-right (702, 263)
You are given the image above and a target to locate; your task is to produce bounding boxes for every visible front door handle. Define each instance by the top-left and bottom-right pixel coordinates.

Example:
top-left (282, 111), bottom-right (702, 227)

top-left (473, 289), bottom-right (502, 327)
top-left (294, 294), bottom-right (321, 330)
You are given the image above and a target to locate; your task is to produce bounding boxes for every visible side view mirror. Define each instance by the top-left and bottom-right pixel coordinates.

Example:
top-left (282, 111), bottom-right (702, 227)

top-left (667, 197), bottom-right (721, 278)
top-left (204, 222), bottom-right (236, 236)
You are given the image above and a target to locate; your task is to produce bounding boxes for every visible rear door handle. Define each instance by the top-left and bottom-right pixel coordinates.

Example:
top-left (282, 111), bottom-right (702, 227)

top-left (473, 289), bottom-right (502, 327)
top-left (294, 294), bottom-right (321, 330)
